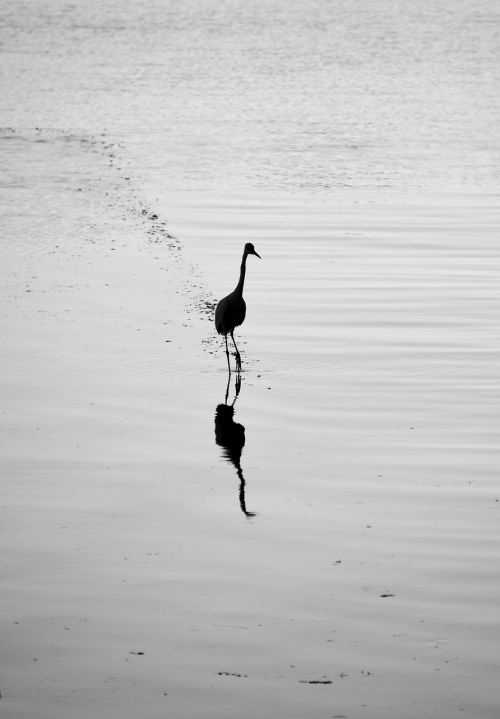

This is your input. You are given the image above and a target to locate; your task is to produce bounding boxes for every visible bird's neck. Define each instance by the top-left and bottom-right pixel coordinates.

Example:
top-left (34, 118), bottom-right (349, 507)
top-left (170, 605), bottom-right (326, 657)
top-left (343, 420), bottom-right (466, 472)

top-left (234, 251), bottom-right (248, 297)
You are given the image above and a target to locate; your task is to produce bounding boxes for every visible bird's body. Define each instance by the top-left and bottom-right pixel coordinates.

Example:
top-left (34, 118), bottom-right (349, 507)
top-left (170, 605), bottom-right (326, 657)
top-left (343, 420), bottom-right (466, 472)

top-left (215, 294), bottom-right (246, 335)
top-left (215, 242), bottom-right (261, 372)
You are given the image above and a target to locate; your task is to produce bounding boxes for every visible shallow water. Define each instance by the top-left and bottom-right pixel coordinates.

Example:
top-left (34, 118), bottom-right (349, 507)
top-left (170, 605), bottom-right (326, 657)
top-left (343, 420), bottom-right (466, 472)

top-left (3, 0), bottom-right (500, 198)
top-left (2, 133), bottom-right (499, 718)
top-left (1, 0), bottom-right (500, 717)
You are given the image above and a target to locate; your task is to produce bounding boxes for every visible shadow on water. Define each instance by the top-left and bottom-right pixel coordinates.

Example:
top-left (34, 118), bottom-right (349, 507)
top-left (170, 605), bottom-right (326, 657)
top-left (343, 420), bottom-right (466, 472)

top-left (214, 373), bottom-right (256, 518)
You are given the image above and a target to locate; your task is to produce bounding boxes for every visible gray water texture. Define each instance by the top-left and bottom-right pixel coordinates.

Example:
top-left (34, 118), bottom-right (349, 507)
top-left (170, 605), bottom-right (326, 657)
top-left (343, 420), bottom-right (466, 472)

top-left (2, 0), bottom-right (500, 198)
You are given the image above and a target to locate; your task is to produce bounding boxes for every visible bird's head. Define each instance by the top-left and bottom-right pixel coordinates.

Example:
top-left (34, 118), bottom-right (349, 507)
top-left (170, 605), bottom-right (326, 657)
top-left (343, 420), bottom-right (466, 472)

top-left (245, 242), bottom-right (261, 259)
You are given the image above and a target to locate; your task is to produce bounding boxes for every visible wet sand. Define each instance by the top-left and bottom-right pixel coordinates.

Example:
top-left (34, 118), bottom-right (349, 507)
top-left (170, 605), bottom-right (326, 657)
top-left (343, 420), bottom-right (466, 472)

top-left (1, 132), bottom-right (500, 718)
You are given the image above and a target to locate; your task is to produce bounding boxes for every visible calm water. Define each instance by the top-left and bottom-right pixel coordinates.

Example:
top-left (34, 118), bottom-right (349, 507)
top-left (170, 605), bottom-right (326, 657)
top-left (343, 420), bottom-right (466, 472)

top-left (2, 0), bottom-right (500, 198)
top-left (2, 1), bottom-right (500, 718)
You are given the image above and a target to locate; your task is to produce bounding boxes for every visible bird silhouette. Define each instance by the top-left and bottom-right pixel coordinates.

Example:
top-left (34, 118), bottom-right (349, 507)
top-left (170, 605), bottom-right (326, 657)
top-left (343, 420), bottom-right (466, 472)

top-left (215, 242), bottom-right (261, 372)
top-left (214, 373), bottom-right (256, 517)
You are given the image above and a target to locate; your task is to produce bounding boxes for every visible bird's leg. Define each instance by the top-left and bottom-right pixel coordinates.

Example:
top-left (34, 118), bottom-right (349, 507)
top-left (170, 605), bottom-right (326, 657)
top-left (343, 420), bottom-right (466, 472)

top-left (234, 372), bottom-right (241, 400)
top-left (224, 334), bottom-right (232, 374)
top-left (224, 371), bottom-right (231, 405)
top-left (230, 331), bottom-right (241, 371)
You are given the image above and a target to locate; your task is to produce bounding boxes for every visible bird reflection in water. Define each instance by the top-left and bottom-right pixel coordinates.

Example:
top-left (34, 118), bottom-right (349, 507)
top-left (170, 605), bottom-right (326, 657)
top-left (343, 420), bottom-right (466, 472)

top-left (214, 373), bottom-right (256, 518)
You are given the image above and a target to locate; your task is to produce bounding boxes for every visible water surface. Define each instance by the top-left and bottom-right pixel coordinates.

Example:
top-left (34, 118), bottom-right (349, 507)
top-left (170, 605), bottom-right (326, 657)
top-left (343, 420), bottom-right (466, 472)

top-left (1, 1), bottom-right (500, 717)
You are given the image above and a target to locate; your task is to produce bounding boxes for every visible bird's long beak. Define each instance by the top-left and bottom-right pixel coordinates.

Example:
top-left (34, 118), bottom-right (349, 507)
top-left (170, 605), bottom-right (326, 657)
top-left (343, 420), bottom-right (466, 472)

top-left (253, 249), bottom-right (261, 259)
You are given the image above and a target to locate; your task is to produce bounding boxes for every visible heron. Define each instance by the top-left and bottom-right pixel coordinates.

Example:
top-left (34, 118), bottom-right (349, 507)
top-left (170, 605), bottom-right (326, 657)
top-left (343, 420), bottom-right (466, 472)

top-left (215, 242), bottom-right (261, 372)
